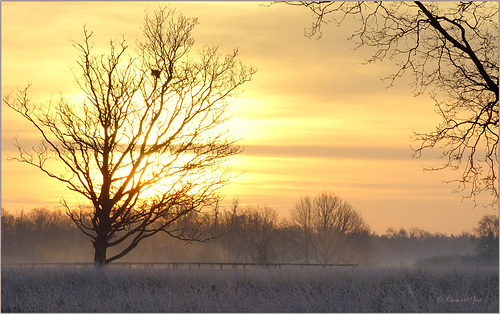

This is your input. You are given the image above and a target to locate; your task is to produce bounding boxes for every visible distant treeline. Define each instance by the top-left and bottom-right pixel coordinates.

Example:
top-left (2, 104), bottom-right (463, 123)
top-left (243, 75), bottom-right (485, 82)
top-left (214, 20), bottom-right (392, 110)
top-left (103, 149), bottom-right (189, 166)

top-left (1, 206), bottom-right (496, 266)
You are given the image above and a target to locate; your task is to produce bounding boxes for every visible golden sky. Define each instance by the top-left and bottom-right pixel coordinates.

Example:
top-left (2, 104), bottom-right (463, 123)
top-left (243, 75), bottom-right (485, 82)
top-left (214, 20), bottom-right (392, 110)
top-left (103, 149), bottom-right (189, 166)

top-left (1, 1), bottom-right (495, 234)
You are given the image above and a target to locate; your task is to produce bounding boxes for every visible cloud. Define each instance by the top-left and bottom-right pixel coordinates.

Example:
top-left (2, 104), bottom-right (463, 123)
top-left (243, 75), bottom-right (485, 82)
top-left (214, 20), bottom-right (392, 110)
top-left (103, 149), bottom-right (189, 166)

top-left (242, 144), bottom-right (415, 161)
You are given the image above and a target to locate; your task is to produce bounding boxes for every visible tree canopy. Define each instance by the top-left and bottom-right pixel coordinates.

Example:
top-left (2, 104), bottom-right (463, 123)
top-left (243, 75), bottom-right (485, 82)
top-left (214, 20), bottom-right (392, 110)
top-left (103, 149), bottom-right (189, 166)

top-left (4, 7), bottom-right (255, 266)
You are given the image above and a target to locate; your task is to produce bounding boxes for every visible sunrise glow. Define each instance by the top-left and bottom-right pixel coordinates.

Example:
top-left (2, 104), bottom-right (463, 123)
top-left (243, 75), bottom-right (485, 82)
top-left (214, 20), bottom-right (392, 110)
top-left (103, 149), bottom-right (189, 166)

top-left (2, 1), bottom-right (496, 235)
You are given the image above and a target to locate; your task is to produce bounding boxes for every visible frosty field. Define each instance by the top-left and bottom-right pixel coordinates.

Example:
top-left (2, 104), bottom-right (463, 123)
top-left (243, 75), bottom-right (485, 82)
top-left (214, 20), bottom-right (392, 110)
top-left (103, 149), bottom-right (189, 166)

top-left (1, 265), bottom-right (498, 312)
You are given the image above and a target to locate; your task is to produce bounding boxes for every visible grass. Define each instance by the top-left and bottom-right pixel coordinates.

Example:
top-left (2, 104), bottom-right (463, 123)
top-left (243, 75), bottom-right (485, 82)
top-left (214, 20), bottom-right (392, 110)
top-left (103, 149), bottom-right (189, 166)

top-left (1, 265), bottom-right (498, 312)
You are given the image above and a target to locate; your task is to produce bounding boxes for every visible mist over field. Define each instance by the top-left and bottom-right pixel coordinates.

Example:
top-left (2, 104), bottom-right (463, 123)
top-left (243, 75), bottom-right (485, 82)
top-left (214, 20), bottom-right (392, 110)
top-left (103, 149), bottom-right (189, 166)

top-left (2, 207), bottom-right (498, 312)
top-left (1, 177), bottom-right (497, 314)
top-left (0, 207), bottom-right (485, 266)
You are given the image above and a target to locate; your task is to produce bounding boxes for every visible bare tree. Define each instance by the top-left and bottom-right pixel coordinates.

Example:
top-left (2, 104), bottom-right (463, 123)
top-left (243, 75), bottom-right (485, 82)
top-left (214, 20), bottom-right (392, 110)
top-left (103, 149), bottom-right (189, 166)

top-left (284, 1), bottom-right (499, 204)
top-left (4, 7), bottom-right (255, 266)
top-left (290, 196), bottom-right (315, 263)
top-left (220, 202), bottom-right (279, 264)
top-left (220, 198), bottom-right (247, 262)
top-left (474, 214), bottom-right (499, 260)
top-left (291, 191), bottom-right (371, 263)
top-left (245, 206), bottom-right (279, 264)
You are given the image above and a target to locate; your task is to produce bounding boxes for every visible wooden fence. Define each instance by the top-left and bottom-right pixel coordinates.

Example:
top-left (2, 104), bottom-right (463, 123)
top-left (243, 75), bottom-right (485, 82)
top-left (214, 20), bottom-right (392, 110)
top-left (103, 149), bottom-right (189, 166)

top-left (2, 262), bottom-right (358, 270)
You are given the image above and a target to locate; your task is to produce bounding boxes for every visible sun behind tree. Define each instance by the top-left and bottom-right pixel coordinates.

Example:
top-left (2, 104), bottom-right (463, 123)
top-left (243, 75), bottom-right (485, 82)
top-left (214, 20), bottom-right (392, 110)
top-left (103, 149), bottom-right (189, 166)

top-left (3, 7), bottom-right (256, 267)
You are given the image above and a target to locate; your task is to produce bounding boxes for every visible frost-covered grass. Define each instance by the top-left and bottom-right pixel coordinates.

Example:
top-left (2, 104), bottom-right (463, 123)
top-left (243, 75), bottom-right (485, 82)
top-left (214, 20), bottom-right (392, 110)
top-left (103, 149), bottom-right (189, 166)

top-left (2, 265), bottom-right (498, 312)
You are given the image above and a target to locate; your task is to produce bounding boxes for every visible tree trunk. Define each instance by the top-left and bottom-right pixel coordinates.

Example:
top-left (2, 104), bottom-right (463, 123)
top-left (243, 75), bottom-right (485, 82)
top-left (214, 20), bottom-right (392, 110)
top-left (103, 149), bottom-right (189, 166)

top-left (93, 235), bottom-right (108, 267)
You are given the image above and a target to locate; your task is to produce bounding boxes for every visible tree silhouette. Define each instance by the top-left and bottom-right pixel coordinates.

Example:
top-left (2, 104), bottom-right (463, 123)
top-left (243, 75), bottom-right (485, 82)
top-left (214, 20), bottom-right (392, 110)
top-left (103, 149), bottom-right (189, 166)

top-left (244, 206), bottom-right (279, 264)
top-left (284, 1), bottom-right (498, 204)
top-left (474, 214), bottom-right (499, 260)
top-left (291, 191), bottom-right (372, 263)
top-left (4, 7), bottom-right (255, 266)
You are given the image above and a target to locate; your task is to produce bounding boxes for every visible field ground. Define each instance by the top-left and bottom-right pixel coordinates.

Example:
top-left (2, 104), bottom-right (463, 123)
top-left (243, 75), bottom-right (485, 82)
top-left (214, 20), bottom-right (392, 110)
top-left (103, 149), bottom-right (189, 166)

top-left (1, 265), bottom-right (498, 312)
